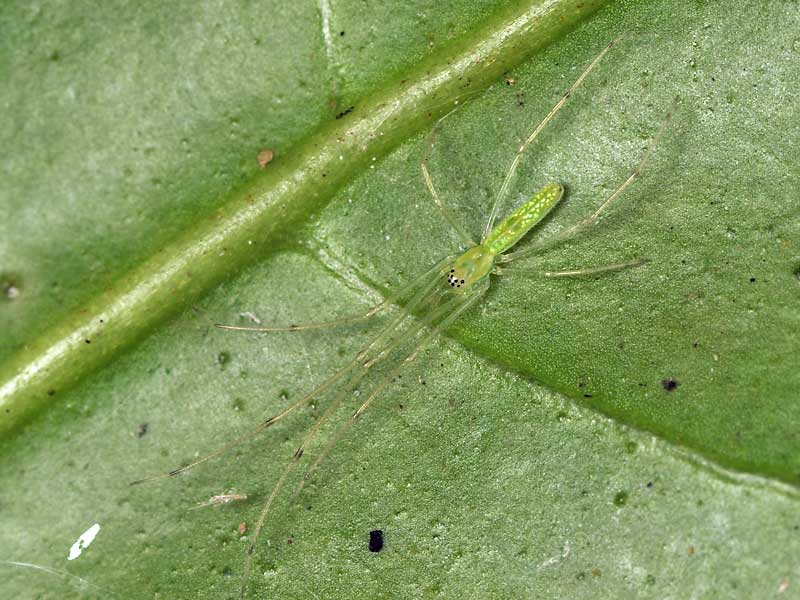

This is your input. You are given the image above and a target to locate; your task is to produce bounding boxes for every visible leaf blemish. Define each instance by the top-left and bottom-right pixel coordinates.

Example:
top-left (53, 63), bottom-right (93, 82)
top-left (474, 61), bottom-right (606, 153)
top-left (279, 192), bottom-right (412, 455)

top-left (661, 378), bottom-right (679, 392)
top-left (368, 529), bottom-right (384, 552)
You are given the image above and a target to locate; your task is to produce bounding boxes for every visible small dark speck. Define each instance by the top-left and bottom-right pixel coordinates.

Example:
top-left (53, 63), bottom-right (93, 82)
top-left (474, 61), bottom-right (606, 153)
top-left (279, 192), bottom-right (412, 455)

top-left (136, 423), bottom-right (149, 438)
top-left (646, 481), bottom-right (654, 488)
top-left (335, 106), bottom-right (355, 119)
top-left (583, 393), bottom-right (593, 398)
top-left (47, 389), bottom-right (56, 396)
top-left (340, 30), bottom-right (345, 36)
top-left (749, 277), bottom-right (756, 283)
top-left (84, 339), bottom-right (91, 344)
top-left (661, 378), bottom-right (679, 392)
top-left (369, 529), bottom-right (384, 552)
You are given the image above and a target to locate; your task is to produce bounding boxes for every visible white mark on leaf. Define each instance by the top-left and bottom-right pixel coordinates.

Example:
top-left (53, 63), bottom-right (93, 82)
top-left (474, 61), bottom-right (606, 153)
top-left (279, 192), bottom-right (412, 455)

top-left (67, 523), bottom-right (100, 561)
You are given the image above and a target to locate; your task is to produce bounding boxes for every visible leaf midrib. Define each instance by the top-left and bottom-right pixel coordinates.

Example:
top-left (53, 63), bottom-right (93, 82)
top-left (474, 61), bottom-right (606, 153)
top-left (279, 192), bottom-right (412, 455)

top-left (0, 0), bottom-right (610, 436)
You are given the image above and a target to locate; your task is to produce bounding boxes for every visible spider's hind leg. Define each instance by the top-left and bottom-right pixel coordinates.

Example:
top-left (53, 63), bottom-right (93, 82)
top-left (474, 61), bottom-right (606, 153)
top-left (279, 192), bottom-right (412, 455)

top-left (495, 258), bottom-right (646, 278)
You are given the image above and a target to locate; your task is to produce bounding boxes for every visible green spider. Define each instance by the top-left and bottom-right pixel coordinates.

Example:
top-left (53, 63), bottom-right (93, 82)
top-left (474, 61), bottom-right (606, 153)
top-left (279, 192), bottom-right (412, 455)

top-left (133, 38), bottom-right (671, 598)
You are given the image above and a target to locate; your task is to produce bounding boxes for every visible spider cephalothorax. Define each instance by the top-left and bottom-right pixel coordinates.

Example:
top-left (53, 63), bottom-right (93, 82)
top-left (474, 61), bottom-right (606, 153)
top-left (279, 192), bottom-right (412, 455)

top-left (447, 245), bottom-right (495, 292)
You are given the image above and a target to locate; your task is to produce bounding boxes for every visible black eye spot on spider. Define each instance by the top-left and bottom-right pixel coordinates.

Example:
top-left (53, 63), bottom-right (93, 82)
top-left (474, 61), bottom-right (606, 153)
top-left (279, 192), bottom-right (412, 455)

top-left (368, 529), bottom-right (384, 552)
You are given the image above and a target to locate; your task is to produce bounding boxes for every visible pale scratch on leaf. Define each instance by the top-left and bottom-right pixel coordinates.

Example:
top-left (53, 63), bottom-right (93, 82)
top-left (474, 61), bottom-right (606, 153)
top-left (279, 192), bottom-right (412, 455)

top-left (538, 540), bottom-right (571, 569)
top-left (238, 311), bottom-right (262, 325)
top-left (189, 493), bottom-right (248, 510)
top-left (319, 0), bottom-right (335, 64)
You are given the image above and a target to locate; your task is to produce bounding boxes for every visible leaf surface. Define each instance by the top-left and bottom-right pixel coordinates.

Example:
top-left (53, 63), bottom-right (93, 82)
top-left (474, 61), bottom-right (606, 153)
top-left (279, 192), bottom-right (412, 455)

top-left (1, 1), bottom-right (798, 598)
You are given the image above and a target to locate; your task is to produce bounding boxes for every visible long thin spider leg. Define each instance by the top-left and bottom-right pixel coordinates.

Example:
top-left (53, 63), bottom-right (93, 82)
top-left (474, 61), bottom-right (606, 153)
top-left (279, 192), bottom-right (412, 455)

top-left (239, 284), bottom-right (455, 598)
top-left (238, 261), bottom-right (450, 596)
top-left (239, 456), bottom-right (300, 599)
top-left (501, 104), bottom-right (675, 264)
top-left (131, 258), bottom-right (453, 486)
top-left (214, 298), bottom-right (389, 333)
top-left (129, 358), bottom-right (359, 486)
top-left (286, 294), bottom-right (465, 504)
top-left (235, 342), bottom-right (398, 592)
top-left (237, 378), bottom-right (382, 598)
top-left (214, 256), bottom-right (453, 333)
top-left (542, 258), bottom-right (647, 277)
top-left (267, 255), bottom-right (450, 466)
top-left (239, 311), bottom-right (422, 597)
top-left (420, 109), bottom-right (477, 248)
top-left (354, 284), bottom-right (486, 420)
top-left (289, 303), bottom-right (437, 471)
top-left (0, 560), bottom-right (121, 598)
top-left (482, 38), bottom-right (619, 243)
top-left (283, 290), bottom-right (458, 507)
top-left (291, 283), bottom-right (488, 505)
top-left (294, 284), bottom-right (449, 466)
top-left (353, 257), bottom-right (451, 363)
top-left (496, 258), bottom-right (647, 278)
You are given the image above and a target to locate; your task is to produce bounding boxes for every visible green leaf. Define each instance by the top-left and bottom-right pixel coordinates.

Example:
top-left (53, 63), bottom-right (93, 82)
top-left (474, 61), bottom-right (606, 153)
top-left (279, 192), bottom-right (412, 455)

top-left (1, 1), bottom-right (798, 598)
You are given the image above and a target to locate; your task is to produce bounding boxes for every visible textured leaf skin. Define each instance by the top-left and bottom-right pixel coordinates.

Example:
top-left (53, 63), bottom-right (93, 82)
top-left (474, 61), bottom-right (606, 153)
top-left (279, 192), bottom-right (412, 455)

top-left (1, 1), bottom-right (799, 598)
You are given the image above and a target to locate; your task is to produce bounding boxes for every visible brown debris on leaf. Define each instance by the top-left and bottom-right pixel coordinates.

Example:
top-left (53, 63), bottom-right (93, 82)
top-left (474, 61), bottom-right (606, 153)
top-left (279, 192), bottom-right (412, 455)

top-left (257, 149), bottom-right (275, 168)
